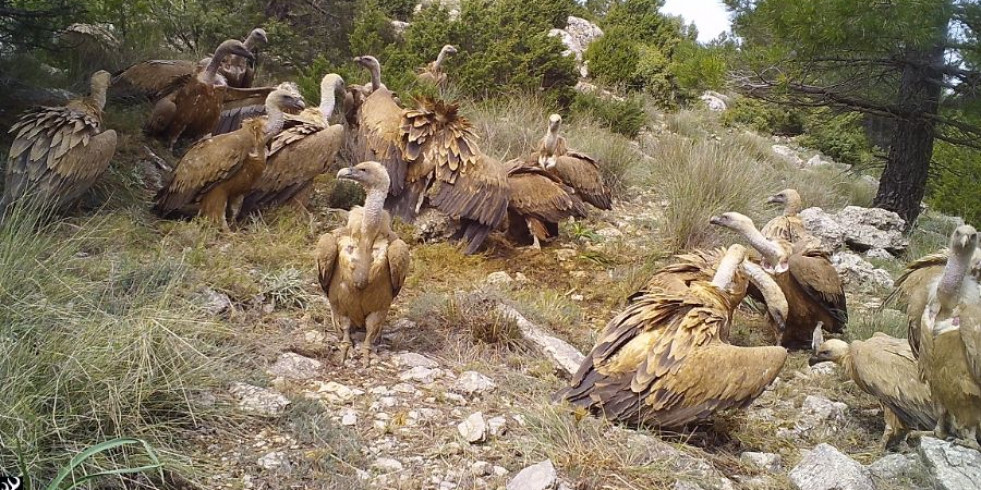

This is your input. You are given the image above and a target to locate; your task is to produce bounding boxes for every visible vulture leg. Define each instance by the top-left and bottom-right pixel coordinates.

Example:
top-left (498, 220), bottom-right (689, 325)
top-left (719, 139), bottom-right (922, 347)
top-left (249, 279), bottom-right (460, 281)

top-left (200, 188), bottom-right (231, 231)
top-left (227, 195), bottom-right (245, 226)
top-left (525, 218), bottom-right (543, 250)
top-left (362, 310), bottom-right (387, 358)
top-left (335, 315), bottom-right (353, 363)
top-left (882, 408), bottom-right (908, 451)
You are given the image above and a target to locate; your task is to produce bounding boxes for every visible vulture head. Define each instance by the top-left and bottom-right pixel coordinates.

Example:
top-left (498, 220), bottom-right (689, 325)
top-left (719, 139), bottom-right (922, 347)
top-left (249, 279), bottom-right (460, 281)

top-left (89, 70), bottom-right (112, 109)
top-left (320, 73), bottom-right (346, 98)
top-left (338, 161), bottom-right (391, 193)
top-left (214, 39), bottom-right (256, 63)
top-left (442, 44), bottom-right (459, 56)
top-left (767, 188), bottom-right (802, 215)
top-left (547, 113), bottom-right (562, 133)
top-left (742, 259), bottom-right (789, 331)
top-left (950, 224), bottom-right (978, 258)
top-left (246, 28), bottom-right (268, 48)
top-left (354, 55), bottom-right (381, 71)
top-left (808, 323), bottom-right (847, 366)
top-left (271, 82), bottom-right (305, 113)
top-left (710, 212), bottom-right (790, 274)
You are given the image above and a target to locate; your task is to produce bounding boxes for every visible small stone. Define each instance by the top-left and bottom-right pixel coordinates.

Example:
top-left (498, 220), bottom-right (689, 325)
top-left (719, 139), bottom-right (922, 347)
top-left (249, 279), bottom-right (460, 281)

top-left (392, 383), bottom-right (417, 394)
top-left (399, 366), bottom-right (441, 384)
top-left (868, 453), bottom-right (922, 480)
top-left (308, 380), bottom-right (362, 403)
top-left (795, 395), bottom-right (847, 435)
top-left (865, 248), bottom-right (894, 260)
top-left (570, 294), bottom-right (584, 301)
top-left (341, 411), bottom-right (357, 426)
top-left (379, 396), bottom-right (398, 407)
top-left (772, 145), bottom-right (804, 166)
top-left (486, 271), bottom-right (513, 285)
top-left (596, 227), bottom-right (623, 239)
top-left (807, 361), bottom-right (837, 376)
top-left (741, 452), bottom-right (782, 472)
top-left (453, 371), bottom-right (497, 395)
top-left (472, 461), bottom-right (493, 476)
top-left (201, 288), bottom-right (232, 316)
top-left (303, 330), bottom-right (326, 344)
top-left (555, 249), bottom-right (577, 261)
top-left (458, 411), bottom-right (487, 443)
top-left (488, 416), bottom-right (507, 437)
top-left (266, 352), bottom-right (323, 381)
top-left (507, 460), bottom-right (557, 490)
top-left (372, 457), bottom-right (404, 473)
top-left (515, 272), bottom-right (530, 283)
top-left (789, 444), bottom-right (874, 490)
top-left (257, 451), bottom-right (289, 470)
top-left (230, 383), bottom-right (290, 417)
top-left (394, 352), bottom-right (439, 368)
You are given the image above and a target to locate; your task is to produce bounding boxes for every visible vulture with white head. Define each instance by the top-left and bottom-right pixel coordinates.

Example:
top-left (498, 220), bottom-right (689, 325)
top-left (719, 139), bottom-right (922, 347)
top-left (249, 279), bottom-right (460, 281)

top-left (2, 70), bottom-right (117, 214)
top-left (152, 86), bottom-right (305, 229)
top-left (315, 161), bottom-right (411, 360)
top-left (416, 45), bottom-right (457, 88)
top-left (534, 114), bottom-right (611, 210)
top-left (762, 188), bottom-right (817, 247)
top-left (558, 244), bottom-right (789, 428)
top-left (710, 211), bottom-right (847, 348)
top-left (220, 27), bottom-right (267, 88)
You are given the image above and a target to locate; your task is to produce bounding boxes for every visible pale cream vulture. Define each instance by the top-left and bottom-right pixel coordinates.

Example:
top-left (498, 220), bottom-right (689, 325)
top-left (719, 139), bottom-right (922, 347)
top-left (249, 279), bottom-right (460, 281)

top-left (504, 158), bottom-right (586, 249)
top-left (2, 70), bottom-right (117, 214)
top-left (416, 45), bottom-right (457, 88)
top-left (237, 74), bottom-right (346, 218)
top-left (558, 244), bottom-right (788, 428)
top-left (711, 211), bottom-right (847, 348)
top-left (534, 114), bottom-right (611, 210)
top-left (762, 188), bottom-right (817, 247)
top-left (915, 225), bottom-right (981, 447)
top-left (354, 56), bottom-right (508, 255)
top-left (810, 326), bottom-right (939, 450)
top-left (152, 86), bottom-right (304, 229)
top-left (315, 161), bottom-right (411, 360)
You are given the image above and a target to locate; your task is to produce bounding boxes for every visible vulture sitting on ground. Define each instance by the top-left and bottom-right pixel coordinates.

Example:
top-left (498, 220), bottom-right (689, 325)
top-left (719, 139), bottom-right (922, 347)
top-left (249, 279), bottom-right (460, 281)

top-left (914, 225), bottom-right (981, 447)
top-left (152, 85), bottom-right (304, 229)
top-left (533, 114), bottom-right (611, 210)
top-left (710, 211), bottom-right (847, 348)
top-left (416, 45), bottom-right (457, 88)
top-left (237, 74), bottom-right (347, 218)
top-left (354, 55), bottom-right (509, 255)
top-left (762, 188), bottom-right (817, 247)
top-left (558, 244), bottom-right (789, 428)
top-left (2, 70), bottom-right (117, 214)
top-left (315, 161), bottom-right (411, 361)
top-left (810, 325), bottom-right (939, 450)
top-left (504, 158), bottom-right (586, 249)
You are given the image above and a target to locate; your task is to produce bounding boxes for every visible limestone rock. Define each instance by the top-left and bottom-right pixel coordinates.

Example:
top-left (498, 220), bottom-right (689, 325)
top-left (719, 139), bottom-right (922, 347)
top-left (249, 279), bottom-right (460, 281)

top-left (800, 207), bottom-right (846, 252)
top-left (868, 453), bottom-right (923, 480)
top-left (835, 206), bottom-right (908, 254)
top-left (305, 380), bottom-right (363, 403)
top-left (486, 271), bottom-right (513, 286)
top-left (795, 395), bottom-right (847, 435)
top-left (230, 383), bottom-right (290, 417)
top-left (458, 411), bottom-right (487, 443)
top-left (372, 457), bottom-right (404, 473)
top-left (497, 304), bottom-right (585, 376)
top-left (394, 352), bottom-right (439, 369)
top-left (807, 361), bottom-right (838, 377)
top-left (740, 452), bottom-right (783, 472)
top-left (789, 444), bottom-right (875, 490)
top-left (918, 436), bottom-right (981, 490)
top-left (596, 227), bottom-right (623, 239)
top-left (453, 371), bottom-right (497, 395)
top-left (266, 352), bottom-right (322, 381)
top-left (390, 20), bottom-right (410, 37)
top-left (772, 145), bottom-right (804, 167)
top-left (257, 451), bottom-right (289, 470)
top-left (399, 366), bottom-right (442, 384)
top-left (507, 460), bottom-right (557, 490)
top-left (413, 208), bottom-right (459, 244)
top-left (831, 252), bottom-right (895, 290)
top-left (487, 416), bottom-right (507, 437)
top-left (201, 288), bottom-right (232, 316)
top-left (700, 93), bottom-right (728, 112)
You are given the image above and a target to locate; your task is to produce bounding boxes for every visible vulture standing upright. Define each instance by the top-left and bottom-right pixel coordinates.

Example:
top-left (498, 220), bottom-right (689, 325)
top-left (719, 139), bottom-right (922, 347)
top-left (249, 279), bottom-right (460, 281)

top-left (354, 56), bottom-right (509, 255)
top-left (534, 114), bottom-right (611, 210)
top-left (710, 211), bottom-right (847, 348)
top-left (238, 74), bottom-right (347, 217)
top-left (416, 45), bottom-right (457, 88)
top-left (504, 158), bottom-right (586, 249)
top-left (152, 86), bottom-right (305, 229)
top-left (558, 244), bottom-right (789, 428)
top-left (2, 70), bottom-right (117, 213)
top-left (220, 28), bottom-right (267, 88)
top-left (761, 189), bottom-right (816, 246)
top-left (915, 225), bottom-right (981, 447)
top-left (810, 326), bottom-right (939, 450)
top-left (315, 161), bottom-right (411, 360)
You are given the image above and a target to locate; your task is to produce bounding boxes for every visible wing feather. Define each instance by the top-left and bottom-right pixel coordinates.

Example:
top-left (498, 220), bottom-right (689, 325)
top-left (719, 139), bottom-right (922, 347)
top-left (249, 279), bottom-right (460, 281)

top-left (788, 245), bottom-right (848, 328)
top-left (315, 231), bottom-right (341, 294)
top-left (152, 129), bottom-right (256, 214)
top-left (387, 238), bottom-right (410, 296)
top-left (850, 335), bottom-right (939, 430)
top-left (550, 153), bottom-right (611, 210)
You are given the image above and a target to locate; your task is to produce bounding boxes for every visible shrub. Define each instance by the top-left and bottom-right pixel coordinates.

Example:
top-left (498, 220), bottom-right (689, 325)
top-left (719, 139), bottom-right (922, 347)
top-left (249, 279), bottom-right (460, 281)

top-left (721, 96), bottom-right (804, 135)
top-left (584, 28), bottom-right (641, 88)
top-left (927, 141), bottom-right (981, 226)
top-left (570, 93), bottom-right (646, 137)
top-left (668, 39), bottom-right (727, 98)
top-left (798, 109), bottom-right (879, 169)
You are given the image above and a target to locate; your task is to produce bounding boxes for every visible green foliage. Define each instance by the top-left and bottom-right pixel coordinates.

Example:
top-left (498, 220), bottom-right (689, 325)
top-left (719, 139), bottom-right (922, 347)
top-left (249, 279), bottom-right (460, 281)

top-left (798, 109), bottom-right (879, 169)
top-left (24, 438), bottom-right (163, 490)
top-left (721, 97), bottom-right (804, 135)
top-left (378, 0), bottom-right (417, 20)
top-left (351, 0), bottom-right (396, 60)
top-left (570, 93), bottom-right (646, 137)
top-left (583, 28), bottom-right (640, 88)
top-left (927, 142), bottom-right (981, 226)
top-left (668, 39), bottom-right (728, 97)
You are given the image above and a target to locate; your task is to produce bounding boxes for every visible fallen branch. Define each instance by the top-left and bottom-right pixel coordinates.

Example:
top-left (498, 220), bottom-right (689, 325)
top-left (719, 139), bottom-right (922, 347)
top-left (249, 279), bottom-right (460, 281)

top-left (496, 303), bottom-right (585, 377)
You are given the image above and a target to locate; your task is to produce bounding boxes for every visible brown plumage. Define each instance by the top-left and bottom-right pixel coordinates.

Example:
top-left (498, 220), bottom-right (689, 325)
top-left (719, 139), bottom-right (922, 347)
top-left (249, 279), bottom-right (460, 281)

top-left (238, 74), bottom-right (346, 218)
top-left (143, 39), bottom-right (256, 149)
top-left (915, 225), bottom-right (981, 447)
top-left (504, 158), bottom-right (586, 248)
top-left (810, 326), bottom-right (939, 450)
top-left (762, 188), bottom-right (816, 246)
top-left (711, 212), bottom-right (847, 348)
top-left (558, 245), bottom-right (788, 428)
top-left (220, 28), bottom-right (267, 88)
top-left (416, 45), bottom-right (457, 88)
top-left (353, 56), bottom-right (508, 254)
top-left (315, 161), bottom-right (411, 360)
top-left (153, 87), bottom-right (304, 229)
top-left (2, 70), bottom-right (117, 213)
top-left (534, 114), bottom-right (611, 210)
top-left (111, 59), bottom-right (198, 101)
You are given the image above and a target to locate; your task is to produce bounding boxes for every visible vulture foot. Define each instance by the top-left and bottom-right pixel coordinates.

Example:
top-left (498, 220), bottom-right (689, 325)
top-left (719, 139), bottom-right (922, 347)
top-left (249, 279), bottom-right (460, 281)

top-left (334, 340), bottom-right (353, 364)
top-left (953, 436), bottom-right (981, 452)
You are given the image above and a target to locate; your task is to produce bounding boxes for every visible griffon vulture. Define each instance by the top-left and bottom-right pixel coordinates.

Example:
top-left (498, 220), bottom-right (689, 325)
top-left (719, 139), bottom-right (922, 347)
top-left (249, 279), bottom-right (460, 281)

top-left (915, 225), bottom-right (981, 447)
top-left (762, 189), bottom-right (817, 247)
top-left (238, 74), bottom-right (347, 217)
top-left (153, 86), bottom-right (304, 229)
top-left (710, 211), bottom-right (847, 348)
top-left (220, 27), bottom-right (267, 88)
top-left (354, 56), bottom-right (508, 255)
top-left (810, 325), bottom-right (939, 450)
top-left (504, 159), bottom-right (587, 249)
top-left (558, 245), bottom-right (789, 428)
top-left (534, 114), bottom-right (611, 210)
top-left (315, 161), bottom-right (411, 360)
top-left (2, 70), bottom-right (117, 213)
top-left (416, 45), bottom-right (457, 88)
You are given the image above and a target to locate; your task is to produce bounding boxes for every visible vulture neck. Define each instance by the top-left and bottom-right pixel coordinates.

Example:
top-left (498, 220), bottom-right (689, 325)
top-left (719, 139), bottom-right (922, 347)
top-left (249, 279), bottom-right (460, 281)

top-left (243, 32), bottom-right (260, 50)
top-left (434, 49), bottom-right (450, 71)
top-left (262, 102), bottom-right (286, 140)
top-left (319, 84), bottom-right (338, 122)
top-left (89, 79), bottom-right (108, 111)
top-left (360, 187), bottom-right (386, 242)
top-left (203, 50), bottom-right (226, 84)
top-left (367, 62), bottom-right (382, 92)
top-left (784, 196), bottom-right (802, 216)
top-left (937, 250), bottom-right (972, 314)
top-left (544, 126), bottom-right (560, 154)
top-left (738, 224), bottom-right (786, 268)
top-left (742, 260), bottom-right (786, 311)
top-left (711, 251), bottom-right (743, 291)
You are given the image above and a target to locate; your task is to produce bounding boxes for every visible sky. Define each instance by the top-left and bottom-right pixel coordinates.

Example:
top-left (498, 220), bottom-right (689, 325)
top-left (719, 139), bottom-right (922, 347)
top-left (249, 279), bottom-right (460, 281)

top-left (660, 0), bottom-right (732, 43)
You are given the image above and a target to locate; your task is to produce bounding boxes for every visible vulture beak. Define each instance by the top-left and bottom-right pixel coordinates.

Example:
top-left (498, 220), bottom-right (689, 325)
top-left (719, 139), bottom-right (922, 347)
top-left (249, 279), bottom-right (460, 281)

top-left (234, 45), bottom-right (256, 61)
top-left (807, 354), bottom-right (830, 367)
top-left (767, 194), bottom-right (784, 204)
top-left (289, 96), bottom-right (306, 112)
top-left (771, 311), bottom-right (787, 332)
top-left (337, 167), bottom-right (356, 181)
top-left (709, 215), bottom-right (723, 226)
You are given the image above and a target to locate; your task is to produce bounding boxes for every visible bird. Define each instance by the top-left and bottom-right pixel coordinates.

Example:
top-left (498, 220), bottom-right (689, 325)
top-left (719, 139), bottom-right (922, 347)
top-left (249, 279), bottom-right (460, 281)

top-left (416, 44), bottom-right (458, 88)
top-left (219, 27), bottom-right (268, 88)
top-left (504, 158), bottom-right (587, 249)
top-left (314, 161), bottom-right (411, 361)
top-left (2, 70), bottom-right (118, 214)
top-left (558, 244), bottom-right (788, 428)
top-left (343, 55), bottom-right (387, 128)
top-left (710, 211), bottom-right (847, 348)
top-left (533, 114), bottom-right (611, 210)
top-left (761, 188), bottom-right (816, 246)
top-left (237, 73), bottom-right (347, 218)
top-left (353, 56), bottom-right (508, 255)
top-left (915, 225), bottom-right (981, 448)
top-left (809, 324), bottom-right (939, 450)
top-left (152, 85), bottom-right (305, 230)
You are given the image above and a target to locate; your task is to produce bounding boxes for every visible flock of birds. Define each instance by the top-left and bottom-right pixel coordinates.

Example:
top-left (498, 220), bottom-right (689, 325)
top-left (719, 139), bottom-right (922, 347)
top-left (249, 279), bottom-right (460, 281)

top-left (3, 28), bottom-right (980, 452)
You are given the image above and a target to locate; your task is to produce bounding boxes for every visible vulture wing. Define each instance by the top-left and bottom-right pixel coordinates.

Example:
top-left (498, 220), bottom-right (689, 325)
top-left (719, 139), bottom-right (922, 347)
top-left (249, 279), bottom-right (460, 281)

top-left (4, 105), bottom-right (117, 211)
top-left (111, 60), bottom-right (197, 100)
top-left (630, 248), bottom-right (726, 300)
top-left (887, 252), bottom-right (948, 357)
top-left (761, 216), bottom-right (810, 244)
top-left (550, 152), bottom-right (612, 210)
top-left (851, 334), bottom-right (939, 431)
top-left (213, 86), bottom-right (279, 135)
top-left (959, 303), bottom-right (981, 384)
top-left (788, 246), bottom-right (848, 330)
top-left (506, 162), bottom-right (587, 225)
top-left (315, 231), bottom-right (341, 295)
top-left (356, 88), bottom-right (406, 196)
top-left (387, 238), bottom-right (411, 296)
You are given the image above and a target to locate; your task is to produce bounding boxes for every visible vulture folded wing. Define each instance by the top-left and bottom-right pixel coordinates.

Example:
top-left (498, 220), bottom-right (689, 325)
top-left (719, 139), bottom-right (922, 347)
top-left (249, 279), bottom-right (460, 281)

top-left (851, 334), bottom-right (938, 430)
top-left (788, 248), bottom-right (848, 329)
top-left (959, 303), bottom-right (981, 384)
top-left (153, 132), bottom-right (255, 214)
top-left (552, 152), bottom-right (611, 210)
top-left (507, 164), bottom-right (587, 224)
top-left (761, 216), bottom-right (809, 244)
top-left (429, 153), bottom-right (509, 254)
top-left (315, 231), bottom-right (341, 294)
top-left (111, 60), bottom-right (197, 100)
top-left (213, 86), bottom-right (278, 135)
top-left (631, 248), bottom-right (726, 300)
top-left (356, 89), bottom-right (407, 196)
top-left (387, 238), bottom-right (411, 296)
top-left (886, 252), bottom-right (947, 356)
